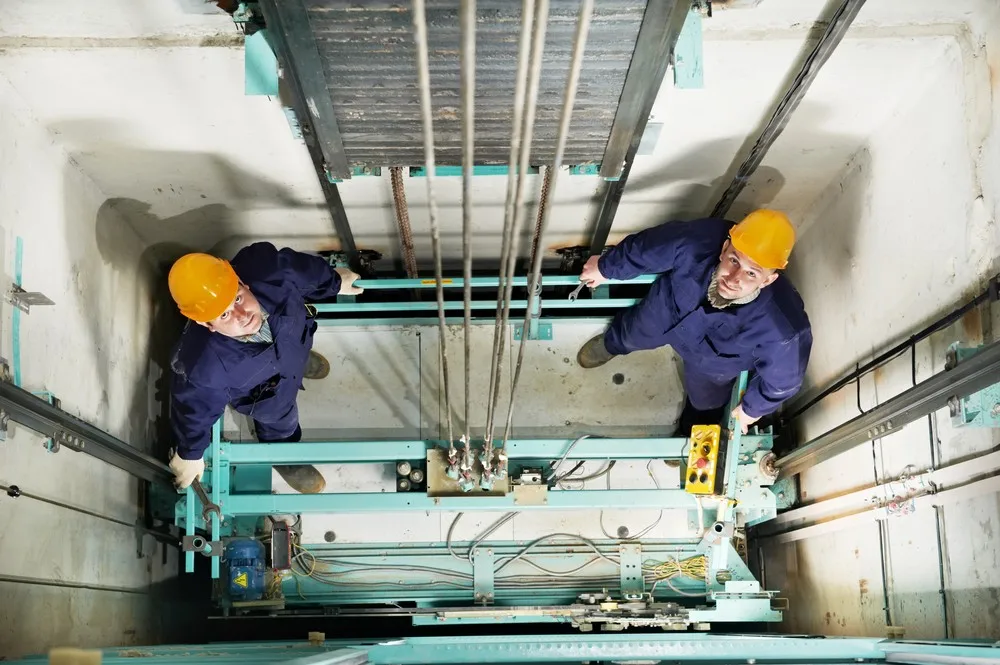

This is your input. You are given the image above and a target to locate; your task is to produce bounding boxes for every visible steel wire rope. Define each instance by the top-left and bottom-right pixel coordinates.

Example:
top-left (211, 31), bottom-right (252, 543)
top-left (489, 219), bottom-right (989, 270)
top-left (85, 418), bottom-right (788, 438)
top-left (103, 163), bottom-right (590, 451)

top-left (483, 0), bottom-right (536, 445)
top-left (501, 0), bottom-right (593, 446)
top-left (412, 0), bottom-right (455, 445)
top-left (460, 0), bottom-right (476, 445)
top-left (489, 0), bottom-right (550, 449)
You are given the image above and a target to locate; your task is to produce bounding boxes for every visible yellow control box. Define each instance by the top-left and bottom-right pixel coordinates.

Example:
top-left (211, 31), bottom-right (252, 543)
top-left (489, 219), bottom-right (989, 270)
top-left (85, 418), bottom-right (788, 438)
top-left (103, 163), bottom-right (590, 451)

top-left (684, 424), bottom-right (721, 495)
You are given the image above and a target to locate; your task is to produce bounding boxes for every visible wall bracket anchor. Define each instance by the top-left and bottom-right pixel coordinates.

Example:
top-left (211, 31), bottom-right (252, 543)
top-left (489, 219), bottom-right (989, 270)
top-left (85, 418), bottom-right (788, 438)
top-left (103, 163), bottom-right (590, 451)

top-left (6, 284), bottom-right (54, 314)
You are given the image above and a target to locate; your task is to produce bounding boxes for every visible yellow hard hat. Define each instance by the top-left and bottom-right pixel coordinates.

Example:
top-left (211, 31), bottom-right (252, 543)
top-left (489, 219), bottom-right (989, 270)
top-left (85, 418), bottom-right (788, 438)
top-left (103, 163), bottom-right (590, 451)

top-left (729, 209), bottom-right (795, 270)
top-left (168, 253), bottom-right (239, 322)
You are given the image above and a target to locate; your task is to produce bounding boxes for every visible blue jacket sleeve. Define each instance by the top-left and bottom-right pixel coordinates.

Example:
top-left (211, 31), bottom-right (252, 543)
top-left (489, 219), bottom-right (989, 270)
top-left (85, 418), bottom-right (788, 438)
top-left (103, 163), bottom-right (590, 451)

top-left (597, 220), bottom-right (690, 280)
top-left (275, 246), bottom-right (343, 300)
top-left (170, 370), bottom-right (229, 460)
top-left (741, 328), bottom-right (813, 418)
top-left (236, 242), bottom-right (343, 300)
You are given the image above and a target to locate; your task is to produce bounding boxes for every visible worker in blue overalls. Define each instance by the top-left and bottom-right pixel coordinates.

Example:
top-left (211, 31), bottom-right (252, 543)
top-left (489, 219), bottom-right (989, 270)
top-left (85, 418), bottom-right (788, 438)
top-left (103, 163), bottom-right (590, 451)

top-left (576, 209), bottom-right (812, 435)
top-left (166, 243), bottom-right (363, 493)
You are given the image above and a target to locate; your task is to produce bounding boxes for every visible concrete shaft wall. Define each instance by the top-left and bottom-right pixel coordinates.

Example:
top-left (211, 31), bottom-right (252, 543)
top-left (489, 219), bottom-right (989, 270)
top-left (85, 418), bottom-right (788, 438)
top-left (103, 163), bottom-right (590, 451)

top-left (0, 0), bottom-right (999, 654)
top-left (0, 77), bottom-right (189, 656)
top-left (763, 6), bottom-right (1000, 639)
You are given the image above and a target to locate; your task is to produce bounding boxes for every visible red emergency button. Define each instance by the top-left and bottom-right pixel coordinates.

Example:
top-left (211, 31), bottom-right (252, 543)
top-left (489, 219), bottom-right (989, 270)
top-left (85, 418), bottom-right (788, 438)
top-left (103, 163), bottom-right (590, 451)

top-left (695, 457), bottom-right (708, 469)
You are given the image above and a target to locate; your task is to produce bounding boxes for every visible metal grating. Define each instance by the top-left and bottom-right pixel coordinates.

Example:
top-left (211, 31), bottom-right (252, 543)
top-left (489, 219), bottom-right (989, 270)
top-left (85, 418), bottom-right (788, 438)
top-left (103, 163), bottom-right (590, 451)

top-left (303, 0), bottom-right (647, 167)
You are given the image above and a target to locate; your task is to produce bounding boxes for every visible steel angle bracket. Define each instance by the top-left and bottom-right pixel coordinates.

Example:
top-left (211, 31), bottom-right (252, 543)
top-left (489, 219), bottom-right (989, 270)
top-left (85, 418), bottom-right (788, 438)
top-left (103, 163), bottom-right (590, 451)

top-left (6, 283), bottom-right (54, 314)
top-left (472, 548), bottom-right (495, 605)
top-left (619, 543), bottom-right (644, 600)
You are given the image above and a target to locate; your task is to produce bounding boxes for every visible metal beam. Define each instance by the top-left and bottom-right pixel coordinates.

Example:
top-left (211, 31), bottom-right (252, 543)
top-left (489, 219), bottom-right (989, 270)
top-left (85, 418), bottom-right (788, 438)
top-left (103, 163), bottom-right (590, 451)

top-left (351, 275), bottom-right (657, 289)
top-left (258, 0), bottom-right (349, 179)
top-left (223, 436), bottom-right (739, 464)
top-left (763, 473), bottom-right (1000, 544)
top-left (258, 0), bottom-right (357, 253)
top-left (312, 298), bottom-right (641, 313)
top-left (598, 0), bottom-right (689, 180)
top-left (366, 634), bottom-right (889, 665)
top-left (224, 488), bottom-right (706, 516)
top-left (777, 338), bottom-right (1000, 478)
top-left (760, 450), bottom-right (1000, 536)
top-left (710, 0), bottom-right (867, 217)
top-left (0, 381), bottom-right (173, 485)
top-left (589, 2), bottom-right (689, 253)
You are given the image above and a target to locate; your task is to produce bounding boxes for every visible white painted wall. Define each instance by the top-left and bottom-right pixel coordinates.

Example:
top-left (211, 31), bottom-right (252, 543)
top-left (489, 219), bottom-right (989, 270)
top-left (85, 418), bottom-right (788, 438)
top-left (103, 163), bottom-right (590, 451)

top-left (0, 73), bottom-right (181, 658)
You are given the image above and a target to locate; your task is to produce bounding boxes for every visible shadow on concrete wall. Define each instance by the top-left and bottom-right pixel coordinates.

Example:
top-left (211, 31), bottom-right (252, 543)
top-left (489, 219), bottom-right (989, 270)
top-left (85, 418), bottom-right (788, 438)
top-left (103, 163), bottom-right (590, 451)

top-left (91, 196), bottom-right (246, 459)
top-left (51, 115), bottom-right (333, 455)
top-left (49, 118), bottom-right (326, 246)
top-left (572, 102), bottom-right (863, 232)
top-left (782, 146), bottom-right (871, 411)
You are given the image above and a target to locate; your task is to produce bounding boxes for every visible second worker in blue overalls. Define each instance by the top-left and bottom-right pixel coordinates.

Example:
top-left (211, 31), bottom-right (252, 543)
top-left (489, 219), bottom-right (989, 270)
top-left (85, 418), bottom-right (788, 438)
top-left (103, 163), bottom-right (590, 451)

top-left (166, 244), bottom-right (364, 493)
top-left (576, 209), bottom-right (812, 435)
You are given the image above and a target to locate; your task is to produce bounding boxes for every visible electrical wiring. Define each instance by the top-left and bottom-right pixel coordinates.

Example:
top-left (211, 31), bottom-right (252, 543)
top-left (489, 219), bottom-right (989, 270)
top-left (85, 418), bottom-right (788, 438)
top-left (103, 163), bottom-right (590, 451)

top-left (288, 542), bottom-right (715, 597)
top-left (546, 434), bottom-right (591, 481)
top-left (289, 528), bottom-right (712, 600)
top-left (645, 555), bottom-right (708, 580)
top-left (556, 461), bottom-right (614, 489)
top-left (291, 542), bottom-right (317, 577)
top-left (694, 495), bottom-right (706, 537)
top-left (599, 460), bottom-right (663, 540)
top-left (466, 512), bottom-right (517, 560)
top-left (446, 511), bottom-right (517, 563)
top-left (500, 553), bottom-right (606, 578)
top-left (493, 532), bottom-right (621, 575)
top-left (646, 555), bottom-right (710, 598)
top-left (553, 460), bottom-right (587, 484)
top-left (446, 512), bottom-right (466, 561)
top-left (294, 558), bottom-right (473, 590)
top-left (318, 560), bottom-right (474, 580)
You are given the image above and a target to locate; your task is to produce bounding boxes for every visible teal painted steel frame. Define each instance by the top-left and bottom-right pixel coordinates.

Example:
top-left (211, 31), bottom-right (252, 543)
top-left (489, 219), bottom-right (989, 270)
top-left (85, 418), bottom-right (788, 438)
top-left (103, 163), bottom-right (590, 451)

top-left (312, 298), bottom-right (639, 313)
top-left (349, 275), bottom-right (656, 289)
top-left (181, 372), bottom-right (764, 551)
top-left (180, 421), bottom-right (225, 576)
top-left (409, 165), bottom-right (539, 177)
top-left (223, 437), bottom-right (780, 464)
top-left (12, 636), bottom-right (998, 664)
top-left (672, 8), bottom-right (704, 89)
top-left (175, 294), bottom-right (770, 622)
top-left (309, 275), bottom-right (655, 328)
top-left (225, 488), bottom-right (705, 515)
top-left (244, 29), bottom-right (279, 95)
top-left (312, 275), bottom-right (654, 327)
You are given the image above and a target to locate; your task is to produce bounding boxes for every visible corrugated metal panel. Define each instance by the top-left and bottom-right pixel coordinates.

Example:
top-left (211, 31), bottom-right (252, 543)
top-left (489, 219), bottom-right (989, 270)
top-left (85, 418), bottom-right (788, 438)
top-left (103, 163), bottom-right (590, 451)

top-left (304, 0), bottom-right (646, 167)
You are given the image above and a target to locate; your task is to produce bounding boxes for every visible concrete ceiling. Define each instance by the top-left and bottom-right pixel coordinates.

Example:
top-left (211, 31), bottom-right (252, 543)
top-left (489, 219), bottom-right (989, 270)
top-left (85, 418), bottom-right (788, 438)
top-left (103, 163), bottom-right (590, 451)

top-left (0, 0), bottom-right (994, 263)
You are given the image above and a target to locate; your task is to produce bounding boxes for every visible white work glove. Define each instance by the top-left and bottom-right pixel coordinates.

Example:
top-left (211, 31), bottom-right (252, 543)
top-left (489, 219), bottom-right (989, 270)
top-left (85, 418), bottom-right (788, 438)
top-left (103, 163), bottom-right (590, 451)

top-left (169, 453), bottom-right (205, 489)
top-left (335, 267), bottom-right (364, 296)
top-left (730, 404), bottom-right (761, 435)
top-left (580, 255), bottom-right (607, 288)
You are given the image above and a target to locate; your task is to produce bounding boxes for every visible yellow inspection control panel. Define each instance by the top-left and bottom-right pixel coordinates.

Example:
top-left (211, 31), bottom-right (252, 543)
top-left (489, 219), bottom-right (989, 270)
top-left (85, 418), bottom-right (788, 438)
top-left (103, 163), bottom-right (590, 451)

top-left (684, 424), bottom-right (722, 495)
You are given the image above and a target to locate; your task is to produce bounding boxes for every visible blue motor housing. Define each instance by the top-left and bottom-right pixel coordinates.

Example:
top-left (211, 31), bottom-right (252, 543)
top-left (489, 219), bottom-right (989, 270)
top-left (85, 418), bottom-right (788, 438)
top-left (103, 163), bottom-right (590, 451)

top-left (223, 538), bottom-right (266, 601)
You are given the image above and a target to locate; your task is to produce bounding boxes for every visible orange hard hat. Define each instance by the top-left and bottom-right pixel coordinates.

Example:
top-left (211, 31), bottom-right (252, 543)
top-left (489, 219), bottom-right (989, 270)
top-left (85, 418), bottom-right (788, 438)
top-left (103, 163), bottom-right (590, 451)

top-left (729, 209), bottom-right (795, 270)
top-left (168, 253), bottom-right (239, 322)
